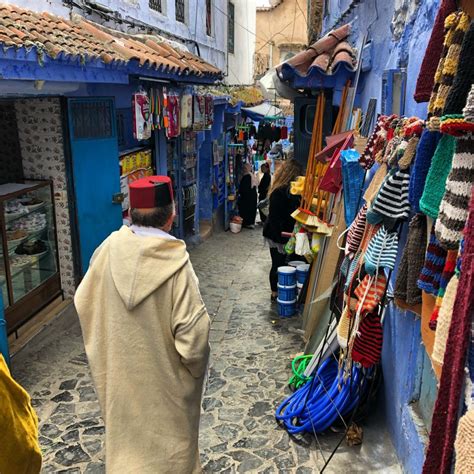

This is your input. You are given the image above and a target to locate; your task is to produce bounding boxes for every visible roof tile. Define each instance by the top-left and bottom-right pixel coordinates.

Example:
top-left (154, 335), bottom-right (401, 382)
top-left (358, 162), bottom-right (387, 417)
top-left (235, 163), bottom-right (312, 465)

top-left (0, 2), bottom-right (221, 79)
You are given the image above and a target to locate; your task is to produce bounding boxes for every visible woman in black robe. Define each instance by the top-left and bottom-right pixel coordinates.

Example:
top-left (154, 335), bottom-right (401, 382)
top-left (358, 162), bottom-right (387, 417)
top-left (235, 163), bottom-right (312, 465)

top-left (258, 162), bottom-right (271, 223)
top-left (238, 163), bottom-right (258, 228)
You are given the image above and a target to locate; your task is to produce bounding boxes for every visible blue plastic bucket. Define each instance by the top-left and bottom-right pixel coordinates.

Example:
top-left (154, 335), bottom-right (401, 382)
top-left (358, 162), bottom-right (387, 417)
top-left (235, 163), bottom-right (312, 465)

top-left (277, 298), bottom-right (296, 318)
top-left (278, 266), bottom-right (296, 286)
top-left (296, 264), bottom-right (310, 284)
top-left (277, 283), bottom-right (296, 301)
top-left (288, 260), bottom-right (303, 268)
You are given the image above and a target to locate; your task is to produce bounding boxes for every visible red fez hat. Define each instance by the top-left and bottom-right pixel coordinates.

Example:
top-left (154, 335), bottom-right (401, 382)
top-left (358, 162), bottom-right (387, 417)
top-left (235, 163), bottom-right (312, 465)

top-left (129, 176), bottom-right (174, 209)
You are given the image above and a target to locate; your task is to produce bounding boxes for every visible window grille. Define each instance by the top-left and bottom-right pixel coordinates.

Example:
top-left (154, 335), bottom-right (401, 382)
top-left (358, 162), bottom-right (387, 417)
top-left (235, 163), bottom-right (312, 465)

top-left (71, 101), bottom-right (113, 139)
top-left (149, 0), bottom-right (162, 12)
top-left (228, 2), bottom-right (235, 54)
top-left (176, 0), bottom-right (185, 23)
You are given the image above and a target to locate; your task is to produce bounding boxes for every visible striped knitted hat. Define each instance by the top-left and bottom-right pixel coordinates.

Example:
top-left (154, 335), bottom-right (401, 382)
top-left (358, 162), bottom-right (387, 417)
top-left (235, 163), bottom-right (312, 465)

top-left (346, 203), bottom-right (368, 255)
top-left (428, 12), bottom-right (470, 131)
top-left (417, 225), bottom-right (448, 296)
top-left (367, 168), bottom-right (411, 228)
top-left (429, 249), bottom-right (457, 330)
top-left (409, 129), bottom-right (442, 212)
top-left (364, 226), bottom-right (399, 276)
top-left (419, 134), bottom-right (456, 219)
top-left (394, 213), bottom-right (428, 306)
top-left (352, 312), bottom-right (383, 368)
top-left (435, 135), bottom-right (474, 249)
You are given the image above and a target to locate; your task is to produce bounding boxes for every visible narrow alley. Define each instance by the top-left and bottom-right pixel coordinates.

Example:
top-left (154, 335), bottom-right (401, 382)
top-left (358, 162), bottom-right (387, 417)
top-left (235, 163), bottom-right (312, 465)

top-left (11, 228), bottom-right (400, 473)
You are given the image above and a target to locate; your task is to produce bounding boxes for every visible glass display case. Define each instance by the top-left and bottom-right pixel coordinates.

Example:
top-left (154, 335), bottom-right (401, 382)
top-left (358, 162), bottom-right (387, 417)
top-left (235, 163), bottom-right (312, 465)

top-left (0, 181), bottom-right (61, 332)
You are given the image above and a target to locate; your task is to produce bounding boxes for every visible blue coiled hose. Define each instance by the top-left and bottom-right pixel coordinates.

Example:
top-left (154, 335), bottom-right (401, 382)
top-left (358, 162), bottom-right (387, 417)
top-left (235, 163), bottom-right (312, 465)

top-left (275, 357), bottom-right (365, 434)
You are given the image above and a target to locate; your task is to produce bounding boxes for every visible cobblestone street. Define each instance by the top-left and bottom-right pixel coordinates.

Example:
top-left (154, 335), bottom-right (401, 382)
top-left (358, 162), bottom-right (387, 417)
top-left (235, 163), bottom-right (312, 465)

top-left (12, 228), bottom-right (400, 473)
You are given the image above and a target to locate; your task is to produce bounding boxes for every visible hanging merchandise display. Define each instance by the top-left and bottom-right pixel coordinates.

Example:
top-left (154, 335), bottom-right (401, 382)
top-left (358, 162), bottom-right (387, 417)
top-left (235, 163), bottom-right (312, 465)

top-left (132, 89), bottom-right (152, 141)
top-left (167, 91), bottom-right (181, 138)
top-left (181, 92), bottom-right (193, 130)
top-left (193, 94), bottom-right (206, 131)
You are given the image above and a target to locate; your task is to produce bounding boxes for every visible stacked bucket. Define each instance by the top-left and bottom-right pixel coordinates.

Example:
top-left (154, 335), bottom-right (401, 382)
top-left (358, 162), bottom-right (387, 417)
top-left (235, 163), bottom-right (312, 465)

top-left (290, 262), bottom-right (310, 297)
top-left (277, 266), bottom-right (297, 317)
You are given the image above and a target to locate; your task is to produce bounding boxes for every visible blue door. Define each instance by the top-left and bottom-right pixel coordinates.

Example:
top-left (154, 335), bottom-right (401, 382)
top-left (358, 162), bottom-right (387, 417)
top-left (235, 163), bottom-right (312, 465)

top-left (67, 98), bottom-right (122, 275)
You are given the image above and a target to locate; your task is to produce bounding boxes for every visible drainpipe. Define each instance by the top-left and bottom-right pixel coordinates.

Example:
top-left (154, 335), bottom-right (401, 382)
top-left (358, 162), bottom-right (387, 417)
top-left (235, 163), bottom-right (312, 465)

top-left (269, 41), bottom-right (274, 69)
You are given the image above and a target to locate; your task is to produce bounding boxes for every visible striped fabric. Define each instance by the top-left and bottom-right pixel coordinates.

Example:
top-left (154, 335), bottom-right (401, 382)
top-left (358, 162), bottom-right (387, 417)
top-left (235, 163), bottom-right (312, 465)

top-left (364, 226), bottom-right (399, 275)
top-left (346, 204), bottom-right (367, 254)
top-left (435, 135), bottom-right (474, 249)
top-left (429, 249), bottom-right (458, 330)
top-left (367, 168), bottom-right (411, 226)
top-left (354, 274), bottom-right (387, 313)
top-left (352, 312), bottom-right (383, 368)
top-left (417, 225), bottom-right (448, 296)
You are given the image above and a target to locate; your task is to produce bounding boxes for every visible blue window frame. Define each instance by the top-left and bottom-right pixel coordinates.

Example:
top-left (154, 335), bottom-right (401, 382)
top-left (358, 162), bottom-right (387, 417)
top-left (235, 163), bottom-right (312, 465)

top-left (382, 69), bottom-right (407, 116)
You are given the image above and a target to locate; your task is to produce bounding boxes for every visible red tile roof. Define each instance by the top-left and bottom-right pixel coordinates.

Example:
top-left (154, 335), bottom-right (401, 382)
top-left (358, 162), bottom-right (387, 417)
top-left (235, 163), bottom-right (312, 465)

top-left (0, 3), bottom-right (222, 79)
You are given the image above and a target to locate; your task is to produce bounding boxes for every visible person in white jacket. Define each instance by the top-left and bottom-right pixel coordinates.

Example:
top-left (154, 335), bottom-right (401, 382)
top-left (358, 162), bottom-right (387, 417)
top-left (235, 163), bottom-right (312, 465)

top-left (74, 176), bottom-right (210, 474)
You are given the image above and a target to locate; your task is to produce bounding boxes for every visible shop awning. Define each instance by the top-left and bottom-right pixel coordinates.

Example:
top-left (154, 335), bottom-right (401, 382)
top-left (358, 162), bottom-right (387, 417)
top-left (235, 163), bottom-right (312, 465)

top-left (241, 103), bottom-right (283, 121)
top-left (0, 3), bottom-right (222, 84)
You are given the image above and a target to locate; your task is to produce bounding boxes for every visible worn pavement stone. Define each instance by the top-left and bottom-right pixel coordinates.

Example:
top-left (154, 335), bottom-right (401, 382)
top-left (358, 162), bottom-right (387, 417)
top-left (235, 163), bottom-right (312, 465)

top-left (11, 227), bottom-right (401, 472)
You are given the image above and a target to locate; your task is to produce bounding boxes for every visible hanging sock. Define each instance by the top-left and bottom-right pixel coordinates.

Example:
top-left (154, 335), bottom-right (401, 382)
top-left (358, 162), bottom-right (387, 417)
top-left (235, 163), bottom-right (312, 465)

top-left (429, 249), bottom-right (457, 330)
top-left (351, 312), bottom-right (383, 369)
top-left (418, 225), bottom-right (448, 296)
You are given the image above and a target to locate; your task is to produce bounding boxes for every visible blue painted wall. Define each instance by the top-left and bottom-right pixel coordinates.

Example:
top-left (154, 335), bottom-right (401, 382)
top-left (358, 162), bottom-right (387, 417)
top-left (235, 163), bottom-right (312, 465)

top-left (323, 1), bottom-right (440, 471)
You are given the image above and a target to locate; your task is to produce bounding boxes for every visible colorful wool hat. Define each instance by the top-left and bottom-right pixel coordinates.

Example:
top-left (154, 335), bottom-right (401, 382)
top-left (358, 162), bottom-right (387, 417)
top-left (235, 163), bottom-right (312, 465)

top-left (367, 168), bottom-right (411, 229)
top-left (351, 312), bottom-right (383, 368)
top-left (419, 134), bottom-right (456, 219)
top-left (414, 0), bottom-right (458, 103)
top-left (129, 176), bottom-right (174, 209)
top-left (364, 226), bottom-right (399, 276)
top-left (409, 129), bottom-right (442, 212)
top-left (398, 136), bottom-right (420, 170)
top-left (394, 213), bottom-right (428, 307)
top-left (359, 119), bottom-right (382, 170)
top-left (364, 163), bottom-right (388, 205)
top-left (427, 11), bottom-right (470, 130)
top-left (417, 225), bottom-right (448, 296)
top-left (429, 249), bottom-right (457, 330)
top-left (432, 273), bottom-right (459, 366)
top-left (441, 83), bottom-right (474, 136)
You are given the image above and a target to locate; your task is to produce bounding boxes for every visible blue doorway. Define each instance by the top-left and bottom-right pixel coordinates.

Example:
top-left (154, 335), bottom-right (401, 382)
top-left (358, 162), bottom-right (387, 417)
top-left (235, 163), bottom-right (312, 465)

top-left (67, 98), bottom-right (123, 275)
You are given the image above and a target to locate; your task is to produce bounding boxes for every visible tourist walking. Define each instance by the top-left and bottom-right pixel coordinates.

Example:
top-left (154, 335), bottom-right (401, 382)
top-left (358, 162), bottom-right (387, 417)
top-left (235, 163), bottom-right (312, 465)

top-left (238, 162), bottom-right (258, 228)
top-left (263, 158), bottom-right (303, 301)
top-left (258, 162), bottom-right (272, 223)
top-left (74, 176), bottom-right (210, 474)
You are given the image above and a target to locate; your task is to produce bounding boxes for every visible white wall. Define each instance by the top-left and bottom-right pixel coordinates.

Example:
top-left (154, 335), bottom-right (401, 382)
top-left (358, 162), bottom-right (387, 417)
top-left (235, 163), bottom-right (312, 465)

top-left (226, 0), bottom-right (257, 85)
top-left (6, 0), bottom-right (227, 72)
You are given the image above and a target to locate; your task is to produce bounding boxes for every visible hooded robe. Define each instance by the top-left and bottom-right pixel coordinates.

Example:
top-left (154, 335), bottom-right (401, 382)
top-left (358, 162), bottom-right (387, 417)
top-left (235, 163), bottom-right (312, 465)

top-left (74, 226), bottom-right (210, 473)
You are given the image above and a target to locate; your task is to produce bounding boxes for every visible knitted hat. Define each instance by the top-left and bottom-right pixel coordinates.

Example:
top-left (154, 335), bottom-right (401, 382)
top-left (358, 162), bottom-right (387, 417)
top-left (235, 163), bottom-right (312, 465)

top-left (398, 136), bottom-right (420, 170)
top-left (431, 273), bottom-right (459, 365)
top-left (351, 312), bottom-right (383, 368)
top-left (367, 168), bottom-right (411, 228)
top-left (442, 21), bottom-right (474, 117)
top-left (428, 12), bottom-right (470, 130)
top-left (414, 0), bottom-right (458, 103)
top-left (454, 410), bottom-right (474, 473)
top-left (346, 203), bottom-right (367, 255)
top-left (435, 135), bottom-right (474, 249)
top-left (418, 225), bottom-right (448, 296)
top-left (364, 226), bottom-right (399, 276)
top-left (419, 134), bottom-right (456, 219)
top-left (429, 249), bottom-right (457, 330)
top-left (409, 129), bottom-right (442, 212)
top-left (394, 214), bottom-right (428, 306)
top-left (337, 305), bottom-right (353, 349)
top-left (364, 163), bottom-right (388, 205)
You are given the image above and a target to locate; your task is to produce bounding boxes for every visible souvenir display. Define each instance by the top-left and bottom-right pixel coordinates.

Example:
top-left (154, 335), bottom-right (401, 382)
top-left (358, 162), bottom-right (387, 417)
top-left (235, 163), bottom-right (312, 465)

top-left (132, 89), bottom-right (152, 141)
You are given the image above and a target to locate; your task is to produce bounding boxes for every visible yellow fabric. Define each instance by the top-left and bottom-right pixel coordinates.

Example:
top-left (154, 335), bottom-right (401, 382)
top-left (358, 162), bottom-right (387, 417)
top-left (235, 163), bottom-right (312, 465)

top-left (74, 226), bottom-right (210, 473)
top-left (0, 354), bottom-right (42, 474)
